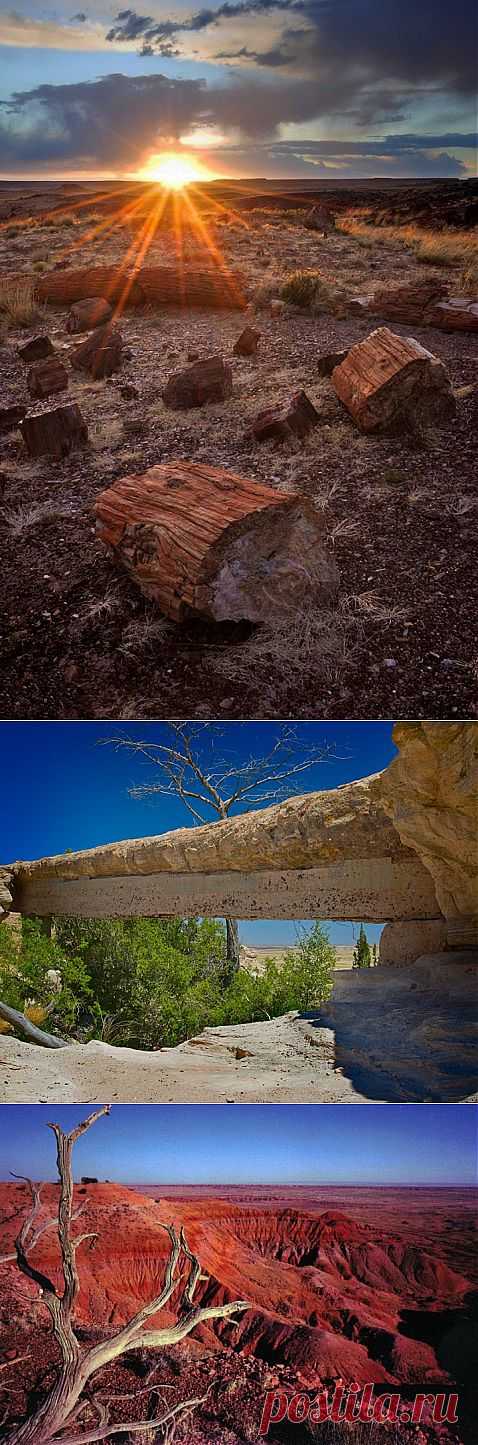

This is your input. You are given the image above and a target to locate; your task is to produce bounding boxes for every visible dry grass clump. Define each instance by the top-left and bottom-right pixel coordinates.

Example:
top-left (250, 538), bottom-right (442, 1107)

top-left (337, 215), bottom-right (478, 285)
top-left (1, 501), bottom-right (78, 537)
top-left (281, 269), bottom-right (346, 313)
top-left (0, 275), bottom-right (40, 326)
top-left (460, 256), bottom-right (478, 295)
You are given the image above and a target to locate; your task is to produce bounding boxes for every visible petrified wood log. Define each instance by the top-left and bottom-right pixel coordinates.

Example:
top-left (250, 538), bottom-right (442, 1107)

top-left (332, 327), bottom-right (456, 433)
top-left (36, 267), bottom-right (145, 307)
top-left (66, 297), bottom-right (113, 333)
top-left (423, 298), bottom-right (478, 332)
top-left (250, 390), bottom-right (320, 442)
top-left (233, 326), bottom-right (261, 356)
top-left (27, 357), bottom-right (69, 400)
top-left (139, 266), bottom-right (246, 310)
top-left (95, 460), bottom-right (339, 623)
top-left (0, 265), bottom-right (247, 311)
top-left (0, 402), bottom-right (27, 434)
top-left (368, 279), bottom-right (448, 325)
top-left (163, 354), bottom-right (232, 409)
top-left (20, 402), bottom-right (88, 458)
top-left (18, 334), bottom-right (55, 363)
top-left (70, 324), bottom-right (123, 379)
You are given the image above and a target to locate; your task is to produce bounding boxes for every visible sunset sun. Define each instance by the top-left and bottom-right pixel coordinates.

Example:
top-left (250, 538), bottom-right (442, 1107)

top-left (140, 152), bottom-right (210, 188)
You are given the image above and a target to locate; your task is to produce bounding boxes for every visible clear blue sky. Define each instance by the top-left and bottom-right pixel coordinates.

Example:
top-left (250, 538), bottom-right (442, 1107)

top-left (0, 721), bottom-right (395, 946)
top-left (0, 1104), bottom-right (476, 1185)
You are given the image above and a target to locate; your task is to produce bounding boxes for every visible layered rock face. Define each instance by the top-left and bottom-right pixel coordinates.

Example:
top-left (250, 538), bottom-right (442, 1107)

top-left (378, 722), bottom-right (478, 947)
top-left (4, 723), bottom-right (476, 949)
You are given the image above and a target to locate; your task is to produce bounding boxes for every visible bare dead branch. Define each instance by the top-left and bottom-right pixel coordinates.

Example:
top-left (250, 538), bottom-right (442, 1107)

top-left (0, 1000), bottom-right (68, 1049)
top-left (4, 1108), bottom-right (249, 1445)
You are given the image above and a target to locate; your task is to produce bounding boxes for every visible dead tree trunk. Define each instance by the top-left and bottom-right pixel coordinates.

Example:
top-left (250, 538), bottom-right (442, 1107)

top-left (95, 461), bottom-right (338, 624)
top-left (0, 998), bottom-right (67, 1048)
top-left (3, 1108), bottom-right (249, 1445)
top-left (225, 919), bottom-right (241, 982)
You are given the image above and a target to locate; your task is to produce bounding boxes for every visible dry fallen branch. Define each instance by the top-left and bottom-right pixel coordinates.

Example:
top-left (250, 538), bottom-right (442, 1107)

top-left (1, 1106), bottom-right (249, 1445)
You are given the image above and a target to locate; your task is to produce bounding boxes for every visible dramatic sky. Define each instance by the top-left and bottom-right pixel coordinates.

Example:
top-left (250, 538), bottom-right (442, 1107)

top-left (0, 720), bottom-right (395, 945)
top-left (0, 1103), bottom-right (476, 1183)
top-left (0, 0), bottom-right (476, 177)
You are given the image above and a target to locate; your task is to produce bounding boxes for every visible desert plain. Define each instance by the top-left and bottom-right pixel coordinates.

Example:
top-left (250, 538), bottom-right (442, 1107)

top-left (1, 177), bottom-right (477, 720)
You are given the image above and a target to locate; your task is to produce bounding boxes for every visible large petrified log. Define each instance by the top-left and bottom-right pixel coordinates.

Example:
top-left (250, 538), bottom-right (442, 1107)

top-left (423, 297), bottom-right (478, 332)
top-left (332, 327), bottom-right (456, 433)
top-left (20, 402), bottom-right (88, 458)
top-left (95, 460), bottom-right (339, 623)
top-left (163, 354), bottom-right (232, 409)
top-left (139, 265), bottom-right (246, 310)
top-left (0, 265), bottom-right (246, 310)
top-left (368, 279), bottom-right (448, 325)
top-left (70, 324), bottom-right (123, 379)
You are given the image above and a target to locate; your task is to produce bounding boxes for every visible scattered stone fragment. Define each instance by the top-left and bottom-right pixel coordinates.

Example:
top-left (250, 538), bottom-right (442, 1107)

top-left (70, 324), bottom-right (123, 379)
top-left (304, 205), bottom-right (333, 234)
top-left (162, 354), bottom-right (232, 409)
top-left (95, 459), bottom-right (339, 623)
top-left (233, 326), bottom-right (261, 356)
top-left (0, 403), bottom-right (27, 435)
top-left (27, 357), bottom-right (69, 400)
top-left (270, 299), bottom-right (285, 317)
top-left (317, 348), bottom-right (349, 377)
top-left (250, 390), bottom-right (320, 443)
top-left (332, 327), bottom-right (456, 434)
top-left (18, 335), bottom-right (55, 363)
top-left (20, 402), bottom-right (88, 458)
top-left (66, 297), bottom-right (113, 334)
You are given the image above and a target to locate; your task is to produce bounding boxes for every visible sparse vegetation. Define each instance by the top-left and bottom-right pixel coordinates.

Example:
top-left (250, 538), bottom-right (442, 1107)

top-left (337, 214), bottom-right (478, 286)
top-left (0, 276), bottom-right (40, 326)
top-left (280, 269), bottom-right (346, 313)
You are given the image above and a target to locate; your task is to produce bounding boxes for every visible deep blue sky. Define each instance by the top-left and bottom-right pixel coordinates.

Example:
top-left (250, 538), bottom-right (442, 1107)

top-left (0, 721), bottom-right (395, 946)
top-left (0, 1104), bottom-right (476, 1185)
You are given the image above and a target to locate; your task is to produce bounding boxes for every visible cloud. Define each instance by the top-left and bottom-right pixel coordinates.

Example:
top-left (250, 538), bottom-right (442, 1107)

top-left (0, 69), bottom-right (475, 176)
top-left (106, 0), bottom-right (477, 127)
top-left (0, 10), bottom-right (107, 50)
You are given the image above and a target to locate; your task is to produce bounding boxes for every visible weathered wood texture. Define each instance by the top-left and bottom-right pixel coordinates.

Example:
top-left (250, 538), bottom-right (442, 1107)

top-left (0, 265), bottom-right (246, 310)
top-left (96, 460), bottom-right (339, 623)
top-left (163, 354), bottom-right (232, 408)
top-left (18, 335), bottom-right (55, 363)
top-left (20, 402), bottom-right (88, 458)
top-left (332, 326), bottom-right (456, 433)
top-left (70, 324), bottom-right (123, 378)
top-left (66, 297), bottom-right (113, 333)
top-left (250, 390), bottom-right (320, 442)
top-left (368, 280), bottom-right (448, 325)
top-left (27, 356), bottom-right (68, 399)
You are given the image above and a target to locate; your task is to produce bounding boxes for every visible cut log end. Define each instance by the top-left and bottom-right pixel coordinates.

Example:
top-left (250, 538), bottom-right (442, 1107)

top-left (96, 461), bottom-right (339, 625)
top-left (332, 326), bottom-right (456, 433)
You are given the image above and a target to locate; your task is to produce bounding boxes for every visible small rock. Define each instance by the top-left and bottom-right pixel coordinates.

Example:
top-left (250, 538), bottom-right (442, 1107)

top-left (270, 299), bottom-right (285, 317)
top-left (162, 354), bottom-right (233, 409)
top-left (20, 402), bottom-right (88, 458)
top-left (27, 357), bottom-right (69, 400)
top-left (250, 390), bottom-right (320, 443)
top-left (18, 335), bottom-right (55, 363)
top-left (0, 403), bottom-right (27, 435)
top-left (71, 324), bottom-right (123, 379)
top-left (233, 326), bottom-right (260, 357)
top-left (66, 297), bottom-right (113, 334)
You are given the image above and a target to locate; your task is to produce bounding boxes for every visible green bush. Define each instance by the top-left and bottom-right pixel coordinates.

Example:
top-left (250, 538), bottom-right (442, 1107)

top-left (0, 916), bottom-right (336, 1049)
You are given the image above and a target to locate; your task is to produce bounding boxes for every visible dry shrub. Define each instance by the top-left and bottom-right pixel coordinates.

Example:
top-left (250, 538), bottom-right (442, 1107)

top-left (337, 215), bottom-right (478, 283)
top-left (0, 275), bottom-right (40, 326)
top-left (211, 602), bottom-right (361, 708)
top-left (280, 270), bottom-right (347, 313)
top-left (1, 501), bottom-right (78, 536)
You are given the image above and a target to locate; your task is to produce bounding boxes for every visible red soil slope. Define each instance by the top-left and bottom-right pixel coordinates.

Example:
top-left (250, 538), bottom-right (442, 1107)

top-left (0, 1181), bottom-right (473, 1397)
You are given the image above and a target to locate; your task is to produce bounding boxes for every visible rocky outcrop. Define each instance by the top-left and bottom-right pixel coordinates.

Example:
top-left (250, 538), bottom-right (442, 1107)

top-left (378, 722), bottom-right (478, 946)
top-left (3, 724), bottom-right (476, 944)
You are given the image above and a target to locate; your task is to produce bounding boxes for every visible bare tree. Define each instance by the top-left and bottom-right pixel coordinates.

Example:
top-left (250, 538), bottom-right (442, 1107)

top-left (1, 1106), bottom-right (248, 1445)
top-left (105, 723), bottom-right (337, 980)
